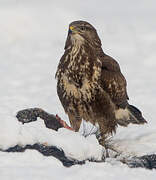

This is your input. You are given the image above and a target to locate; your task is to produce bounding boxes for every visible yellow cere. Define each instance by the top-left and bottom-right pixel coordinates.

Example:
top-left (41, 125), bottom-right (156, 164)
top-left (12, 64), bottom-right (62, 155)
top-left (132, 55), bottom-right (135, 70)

top-left (69, 26), bottom-right (74, 31)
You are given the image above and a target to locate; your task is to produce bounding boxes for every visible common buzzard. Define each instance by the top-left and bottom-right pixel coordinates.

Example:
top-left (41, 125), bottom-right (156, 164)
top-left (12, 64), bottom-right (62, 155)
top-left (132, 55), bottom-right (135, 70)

top-left (55, 21), bottom-right (146, 146)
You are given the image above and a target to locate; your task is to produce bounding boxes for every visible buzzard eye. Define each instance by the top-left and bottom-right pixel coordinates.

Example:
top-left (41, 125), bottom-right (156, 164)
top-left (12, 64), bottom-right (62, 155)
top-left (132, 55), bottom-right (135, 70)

top-left (80, 26), bottom-right (86, 31)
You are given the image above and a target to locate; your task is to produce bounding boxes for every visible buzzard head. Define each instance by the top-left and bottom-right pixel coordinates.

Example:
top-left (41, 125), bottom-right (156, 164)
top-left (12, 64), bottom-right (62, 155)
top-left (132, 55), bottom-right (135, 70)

top-left (65, 20), bottom-right (101, 50)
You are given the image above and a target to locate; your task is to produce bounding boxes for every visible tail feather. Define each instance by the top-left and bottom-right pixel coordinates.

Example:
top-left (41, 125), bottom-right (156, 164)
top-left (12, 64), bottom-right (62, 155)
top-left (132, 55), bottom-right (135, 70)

top-left (128, 105), bottom-right (147, 124)
top-left (116, 104), bottom-right (147, 127)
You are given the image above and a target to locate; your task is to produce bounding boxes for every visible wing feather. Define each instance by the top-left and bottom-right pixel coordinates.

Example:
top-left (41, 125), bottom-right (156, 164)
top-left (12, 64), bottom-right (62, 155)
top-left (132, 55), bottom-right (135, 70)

top-left (100, 54), bottom-right (129, 108)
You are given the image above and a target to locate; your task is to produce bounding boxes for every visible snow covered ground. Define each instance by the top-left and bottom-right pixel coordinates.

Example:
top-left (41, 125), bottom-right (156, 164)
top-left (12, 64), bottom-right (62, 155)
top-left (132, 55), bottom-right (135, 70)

top-left (0, 0), bottom-right (156, 179)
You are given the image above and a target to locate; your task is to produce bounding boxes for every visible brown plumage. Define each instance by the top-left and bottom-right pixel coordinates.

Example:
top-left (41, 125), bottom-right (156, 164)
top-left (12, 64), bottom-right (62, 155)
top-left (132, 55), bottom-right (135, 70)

top-left (55, 21), bottom-right (147, 146)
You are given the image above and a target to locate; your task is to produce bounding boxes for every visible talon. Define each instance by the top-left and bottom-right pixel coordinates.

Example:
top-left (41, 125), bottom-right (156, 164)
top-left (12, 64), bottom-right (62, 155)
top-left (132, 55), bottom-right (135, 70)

top-left (56, 114), bottom-right (73, 131)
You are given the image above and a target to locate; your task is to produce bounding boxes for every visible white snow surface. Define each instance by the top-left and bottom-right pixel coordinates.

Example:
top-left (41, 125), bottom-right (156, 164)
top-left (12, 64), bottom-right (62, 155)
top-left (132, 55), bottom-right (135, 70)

top-left (0, 0), bottom-right (156, 179)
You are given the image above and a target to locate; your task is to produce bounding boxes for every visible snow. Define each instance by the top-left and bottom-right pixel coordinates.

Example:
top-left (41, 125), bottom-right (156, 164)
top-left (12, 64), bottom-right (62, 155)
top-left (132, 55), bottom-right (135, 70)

top-left (0, 0), bottom-right (156, 179)
top-left (0, 118), bottom-right (104, 161)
